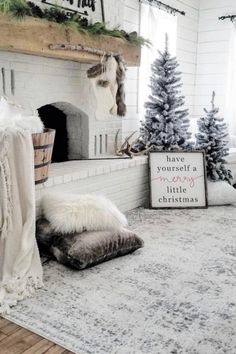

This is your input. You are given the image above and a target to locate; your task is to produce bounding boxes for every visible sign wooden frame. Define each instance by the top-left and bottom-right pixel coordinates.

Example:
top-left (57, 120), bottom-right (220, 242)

top-left (39, 0), bottom-right (99, 18)
top-left (149, 150), bottom-right (208, 209)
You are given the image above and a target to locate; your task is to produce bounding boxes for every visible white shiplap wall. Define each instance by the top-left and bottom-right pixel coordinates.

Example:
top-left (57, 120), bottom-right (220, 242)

top-left (112, 0), bottom-right (236, 138)
top-left (121, 0), bottom-right (201, 139)
top-left (165, 0), bottom-right (200, 128)
top-left (194, 0), bottom-right (236, 131)
top-left (122, 0), bottom-right (141, 139)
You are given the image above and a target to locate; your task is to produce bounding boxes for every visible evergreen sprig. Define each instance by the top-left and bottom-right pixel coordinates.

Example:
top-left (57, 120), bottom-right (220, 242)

top-left (0, 0), bottom-right (150, 47)
top-left (0, 0), bottom-right (12, 13)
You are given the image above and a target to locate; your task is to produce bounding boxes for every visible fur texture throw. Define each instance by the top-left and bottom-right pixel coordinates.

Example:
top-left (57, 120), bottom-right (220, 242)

top-left (41, 193), bottom-right (128, 234)
top-left (0, 97), bottom-right (44, 133)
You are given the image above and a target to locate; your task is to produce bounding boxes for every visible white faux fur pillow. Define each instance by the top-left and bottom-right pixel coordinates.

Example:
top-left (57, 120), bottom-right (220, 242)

top-left (0, 97), bottom-right (44, 133)
top-left (208, 181), bottom-right (236, 206)
top-left (41, 193), bottom-right (128, 234)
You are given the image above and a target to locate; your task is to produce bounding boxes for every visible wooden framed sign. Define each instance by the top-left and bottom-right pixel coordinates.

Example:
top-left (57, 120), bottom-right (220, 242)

top-left (149, 151), bottom-right (208, 209)
top-left (34, 0), bottom-right (103, 21)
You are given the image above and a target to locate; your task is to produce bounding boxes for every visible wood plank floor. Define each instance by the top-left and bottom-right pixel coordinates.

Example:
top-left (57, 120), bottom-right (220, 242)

top-left (0, 318), bottom-right (74, 354)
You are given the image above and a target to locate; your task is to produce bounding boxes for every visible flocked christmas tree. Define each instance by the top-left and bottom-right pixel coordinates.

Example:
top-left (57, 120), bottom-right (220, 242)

top-left (196, 91), bottom-right (232, 184)
top-left (133, 35), bottom-right (193, 152)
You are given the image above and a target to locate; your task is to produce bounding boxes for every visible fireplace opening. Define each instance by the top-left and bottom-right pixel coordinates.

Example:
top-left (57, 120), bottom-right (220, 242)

top-left (37, 102), bottom-right (89, 162)
top-left (38, 104), bottom-right (68, 163)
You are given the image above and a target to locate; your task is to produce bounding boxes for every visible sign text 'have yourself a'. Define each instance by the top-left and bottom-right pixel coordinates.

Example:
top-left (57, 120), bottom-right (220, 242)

top-left (149, 151), bottom-right (207, 209)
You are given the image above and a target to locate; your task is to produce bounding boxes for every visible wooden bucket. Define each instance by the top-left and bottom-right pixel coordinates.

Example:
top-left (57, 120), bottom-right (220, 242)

top-left (32, 129), bottom-right (55, 185)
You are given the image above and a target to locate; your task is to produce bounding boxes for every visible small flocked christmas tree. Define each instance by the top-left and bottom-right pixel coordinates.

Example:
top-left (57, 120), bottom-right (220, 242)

top-left (196, 91), bottom-right (232, 184)
top-left (133, 35), bottom-right (193, 152)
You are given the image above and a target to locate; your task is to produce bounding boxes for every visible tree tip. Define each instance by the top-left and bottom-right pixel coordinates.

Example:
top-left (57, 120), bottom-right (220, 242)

top-left (165, 33), bottom-right (169, 51)
top-left (211, 91), bottom-right (216, 109)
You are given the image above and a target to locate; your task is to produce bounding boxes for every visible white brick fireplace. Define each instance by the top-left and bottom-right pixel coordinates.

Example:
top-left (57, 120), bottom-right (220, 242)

top-left (0, 0), bottom-right (150, 212)
top-left (0, 49), bottom-right (150, 212)
top-left (0, 51), bottom-right (123, 160)
top-left (0, 49), bottom-right (149, 212)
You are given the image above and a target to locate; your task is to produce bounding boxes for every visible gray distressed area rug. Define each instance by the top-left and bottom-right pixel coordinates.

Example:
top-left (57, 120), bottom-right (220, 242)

top-left (5, 207), bottom-right (236, 354)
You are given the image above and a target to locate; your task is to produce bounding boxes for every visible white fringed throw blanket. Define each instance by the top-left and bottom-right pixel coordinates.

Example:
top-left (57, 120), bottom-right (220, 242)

top-left (0, 129), bottom-right (43, 314)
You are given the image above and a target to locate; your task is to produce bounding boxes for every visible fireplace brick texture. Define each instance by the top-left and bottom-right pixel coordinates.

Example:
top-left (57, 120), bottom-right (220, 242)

top-left (36, 157), bottom-right (149, 214)
top-left (0, 0), bottom-right (141, 157)
top-left (0, 53), bottom-right (123, 158)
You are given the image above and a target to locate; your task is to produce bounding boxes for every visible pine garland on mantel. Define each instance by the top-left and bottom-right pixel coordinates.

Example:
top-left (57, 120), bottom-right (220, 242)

top-left (0, 0), bottom-right (151, 47)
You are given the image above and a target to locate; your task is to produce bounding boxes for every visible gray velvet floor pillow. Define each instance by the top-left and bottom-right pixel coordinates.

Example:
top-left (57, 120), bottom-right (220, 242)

top-left (36, 219), bottom-right (144, 270)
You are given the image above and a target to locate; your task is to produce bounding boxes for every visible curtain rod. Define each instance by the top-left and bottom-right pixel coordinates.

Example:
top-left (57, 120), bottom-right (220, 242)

top-left (219, 15), bottom-right (236, 22)
top-left (141, 0), bottom-right (185, 16)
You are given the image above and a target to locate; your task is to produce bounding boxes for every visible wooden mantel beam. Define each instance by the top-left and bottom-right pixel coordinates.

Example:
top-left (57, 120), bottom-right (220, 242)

top-left (0, 14), bottom-right (141, 66)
